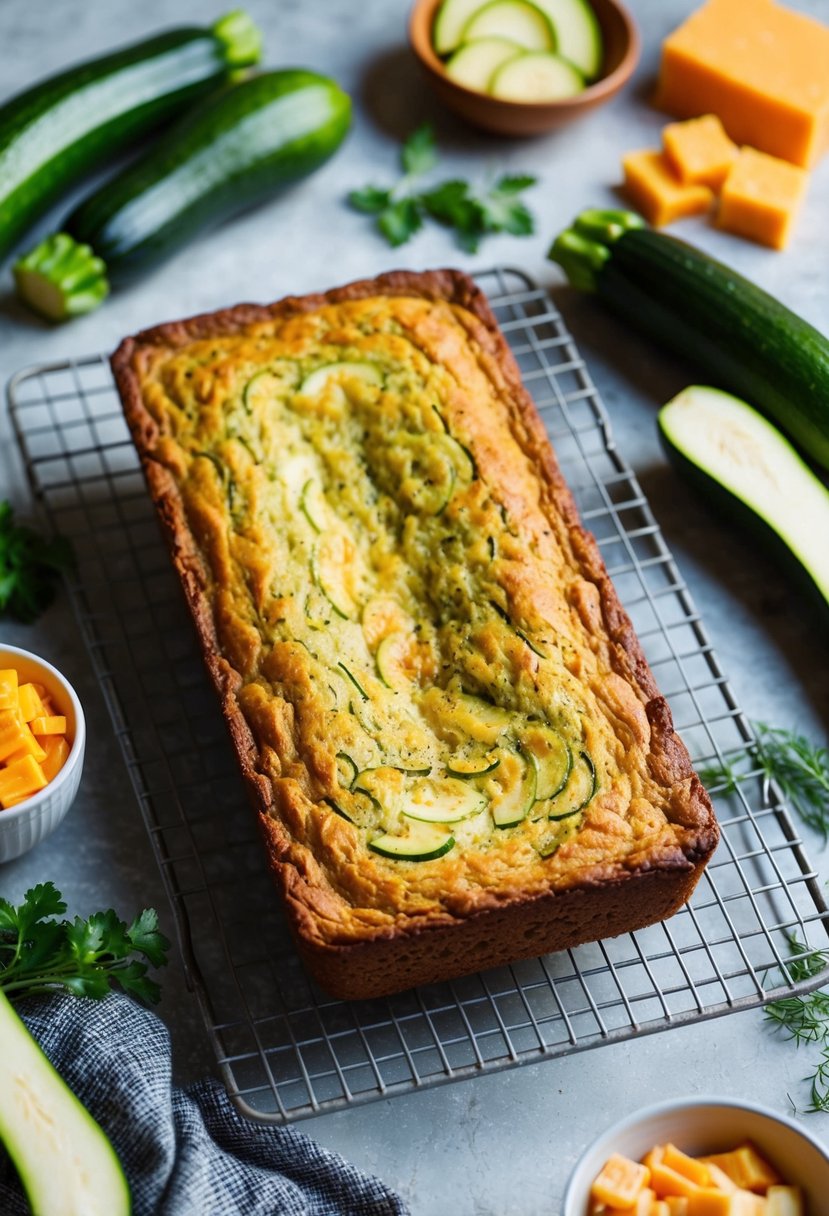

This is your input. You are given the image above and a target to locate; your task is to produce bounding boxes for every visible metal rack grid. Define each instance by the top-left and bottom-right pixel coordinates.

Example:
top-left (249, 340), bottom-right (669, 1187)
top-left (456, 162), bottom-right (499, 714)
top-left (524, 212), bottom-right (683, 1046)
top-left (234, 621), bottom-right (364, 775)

top-left (9, 267), bottom-right (829, 1125)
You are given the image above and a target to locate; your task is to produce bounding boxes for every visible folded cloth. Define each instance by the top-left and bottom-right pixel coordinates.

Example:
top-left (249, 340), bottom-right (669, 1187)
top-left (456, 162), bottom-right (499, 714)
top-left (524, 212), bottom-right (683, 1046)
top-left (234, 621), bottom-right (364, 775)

top-left (0, 992), bottom-right (409, 1216)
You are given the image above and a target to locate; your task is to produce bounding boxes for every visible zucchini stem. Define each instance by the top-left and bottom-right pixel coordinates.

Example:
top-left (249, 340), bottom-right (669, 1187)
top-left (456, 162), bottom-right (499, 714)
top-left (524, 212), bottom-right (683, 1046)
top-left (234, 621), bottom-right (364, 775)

top-left (13, 233), bottom-right (109, 322)
top-left (212, 10), bottom-right (263, 68)
top-left (549, 208), bottom-right (646, 291)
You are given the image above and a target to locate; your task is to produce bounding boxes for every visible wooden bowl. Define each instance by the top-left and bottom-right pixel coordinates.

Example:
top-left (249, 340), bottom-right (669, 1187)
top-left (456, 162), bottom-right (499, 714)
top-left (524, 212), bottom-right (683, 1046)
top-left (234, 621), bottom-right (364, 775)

top-left (408, 0), bottom-right (640, 137)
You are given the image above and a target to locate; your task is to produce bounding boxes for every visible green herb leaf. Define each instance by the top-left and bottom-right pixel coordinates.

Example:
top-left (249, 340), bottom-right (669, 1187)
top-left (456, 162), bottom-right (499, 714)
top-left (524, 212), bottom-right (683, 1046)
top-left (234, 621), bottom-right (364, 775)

top-left (378, 197), bottom-right (423, 247)
top-left (347, 186), bottom-right (392, 213)
top-left (765, 936), bottom-right (829, 1112)
top-left (0, 883), bottom-right (170, 1005)
top-left (401, 123), bottom-right (437, 177)
top-left (0, 501), bottom-right (73, 623)
top-left (701, 721), bottom-right (829, 840)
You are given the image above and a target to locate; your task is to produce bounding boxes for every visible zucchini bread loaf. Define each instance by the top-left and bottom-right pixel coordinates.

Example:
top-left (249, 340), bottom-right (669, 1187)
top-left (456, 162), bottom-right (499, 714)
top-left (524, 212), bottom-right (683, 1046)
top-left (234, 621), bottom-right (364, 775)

top-left (112, 269), bottom-right (718, 1000)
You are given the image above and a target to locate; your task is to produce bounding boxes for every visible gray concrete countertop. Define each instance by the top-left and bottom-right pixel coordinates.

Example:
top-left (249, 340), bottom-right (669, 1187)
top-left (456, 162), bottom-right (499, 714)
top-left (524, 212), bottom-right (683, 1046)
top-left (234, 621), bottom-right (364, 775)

top-left (1, 1), bottom-right (828, 1212)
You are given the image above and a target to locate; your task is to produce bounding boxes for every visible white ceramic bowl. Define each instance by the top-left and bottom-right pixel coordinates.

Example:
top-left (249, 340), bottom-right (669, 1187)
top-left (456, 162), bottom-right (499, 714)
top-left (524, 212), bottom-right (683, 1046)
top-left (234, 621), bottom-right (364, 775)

top-left (0, 644), bottom-right (85, 863)
top-left (563, 1096), bottom-right (829, 1214)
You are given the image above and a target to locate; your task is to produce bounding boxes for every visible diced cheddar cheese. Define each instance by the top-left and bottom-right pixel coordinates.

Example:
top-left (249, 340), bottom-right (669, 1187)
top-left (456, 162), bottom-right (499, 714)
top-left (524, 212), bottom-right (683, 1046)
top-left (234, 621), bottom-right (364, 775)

top-left (0, 666), bottom-right (71, 810)
top-left (687, 1189), bottom-right (733, 1216)
top-left (666, 1199), bottom-right (690, 1216)
top-left (730, 1195), bottom-right (769, 1216)
top-left (592, 1153), bottom-right (652, 1207)
top-left (0, 670), bottom-right (18, 711)
top-left (40, 735), bottom-right (70, 783)
top-left (704, 1146), bottom-right (781, 1194)
top-left (6, 723), bottom-right (47, 764)
top-left (645, 1148), bottom-right (704, 1200)
top-left (664, 1144), bottom-right (712, 1187)
top-left (657, 0), bottom-right (829, 168)
top-left (703, 1164), bottom-right (739, 1194)
top-left (17, 682), bottom-right (45, 722)
top-left (30, 714), bottom-right (67, 736)
top-left (663, 115), bottom-right (738, 189)
top-left (717, 147), bottom-right (809, 249)
top-left (622, 149), bottom-right (714, 227)
top-left (766, 1186), bottom-right (803, 1216)
top-left (0, 754), bottom-right (48, 808)
top-left (652, 1204), bottom-right (671, 1216)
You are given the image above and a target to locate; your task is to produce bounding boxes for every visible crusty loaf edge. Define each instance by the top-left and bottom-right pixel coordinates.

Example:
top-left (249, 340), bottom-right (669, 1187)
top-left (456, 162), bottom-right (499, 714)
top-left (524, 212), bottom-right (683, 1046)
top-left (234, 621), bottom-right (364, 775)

top-left (112, 268), bottom-right (718, 1000)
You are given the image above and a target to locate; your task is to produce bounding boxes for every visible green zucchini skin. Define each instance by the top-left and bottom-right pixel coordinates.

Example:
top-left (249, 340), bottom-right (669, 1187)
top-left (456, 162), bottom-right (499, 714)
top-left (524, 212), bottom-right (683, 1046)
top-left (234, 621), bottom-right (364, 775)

top-left (549, 212), bottom-right (829, 471)
top-left (64, 69), bottom-right (352, 282)
top-left (0, 14), bottom-right (261, 260)
top-left (658, 387), bottom-right (829, 621)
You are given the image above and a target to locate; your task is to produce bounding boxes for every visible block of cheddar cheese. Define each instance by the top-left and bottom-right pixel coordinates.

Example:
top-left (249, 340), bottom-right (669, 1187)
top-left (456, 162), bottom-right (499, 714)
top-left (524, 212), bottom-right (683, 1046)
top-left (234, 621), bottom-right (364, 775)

top-left (657, 0), bottom-right (829, 168)
top-left (622, 149), bottom-right (713, 227)
top-left (717, 146), bottom-right (809, 249)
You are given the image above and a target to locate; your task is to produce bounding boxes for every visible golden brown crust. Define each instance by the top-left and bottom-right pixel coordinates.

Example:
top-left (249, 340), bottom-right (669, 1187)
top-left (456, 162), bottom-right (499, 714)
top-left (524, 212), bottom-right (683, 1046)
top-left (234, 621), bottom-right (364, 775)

top-left (112, 268), bottom-right (718, 999)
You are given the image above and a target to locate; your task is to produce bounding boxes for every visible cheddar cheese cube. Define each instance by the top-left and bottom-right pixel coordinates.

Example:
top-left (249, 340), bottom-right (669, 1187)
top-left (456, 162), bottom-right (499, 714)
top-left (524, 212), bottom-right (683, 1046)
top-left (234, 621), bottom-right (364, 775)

top-left (666, 1198), bottom-right (690, 1215)
top-left (717, 147), bottom-right (809, 249)
top-left (703, 1145), bottom-right (780, 1193)
top-left (766, 1186), bottom-right (803, 1216)
top-left (40, 735), bottom-right (70, 783)
top-left (0, 670), bottom-right (18, 711)
top-left (663, 1144), bottom-right (712, 1187)
top-left (0, 710), bottom-right (30, 764)
top-left (663, 115), bottom-right (738, 189)
top-left (591, 1153), bottom-right (652, 1207)
top-left (657, 0), bottom-right (829, 168)
top-left (686, 1189), bottom-right (733, 1216)
top-left (0, 754), bottom-right (48, 808)
top-left (703, 1164), bottom-right (739, 1194)
top-left (30, 714), bottom-right (67, 736)
top-left (644, 1147), bottom-right (704, 1200)
top-left (6, 723), bottom-right (47, 764)
top-left (17, 682), bottom-right (45, 722)
top-left (622, 150), bottom-right (713, 227)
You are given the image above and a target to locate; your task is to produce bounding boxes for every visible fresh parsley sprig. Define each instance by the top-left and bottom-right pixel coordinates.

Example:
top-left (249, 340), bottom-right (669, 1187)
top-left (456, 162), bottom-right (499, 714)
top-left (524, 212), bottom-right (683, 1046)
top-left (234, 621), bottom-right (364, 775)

top-left (765, 936), bottom-right (829, 1112)
top-left (348, 125), bottom-right (537, 251)
top-left (0, 500), bottom-right (73, 623)
top-left (0, 882), bottom-right (170, 1005)
top-left (700, 721), bottom-right (829, 840)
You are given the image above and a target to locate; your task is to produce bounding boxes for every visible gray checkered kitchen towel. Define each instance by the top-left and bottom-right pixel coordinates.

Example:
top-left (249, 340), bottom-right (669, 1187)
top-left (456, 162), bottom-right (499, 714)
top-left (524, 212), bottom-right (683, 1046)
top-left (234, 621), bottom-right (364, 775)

top-left (0, 992), bottom-right (409, 1216)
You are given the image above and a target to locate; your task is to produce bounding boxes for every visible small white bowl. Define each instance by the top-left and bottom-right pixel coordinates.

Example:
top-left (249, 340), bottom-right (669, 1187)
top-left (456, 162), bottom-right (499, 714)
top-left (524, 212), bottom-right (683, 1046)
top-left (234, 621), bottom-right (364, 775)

top-left (0, 644), bottom-right (85, 863)
top-left (563, 1096), bottom-right (829, 1214)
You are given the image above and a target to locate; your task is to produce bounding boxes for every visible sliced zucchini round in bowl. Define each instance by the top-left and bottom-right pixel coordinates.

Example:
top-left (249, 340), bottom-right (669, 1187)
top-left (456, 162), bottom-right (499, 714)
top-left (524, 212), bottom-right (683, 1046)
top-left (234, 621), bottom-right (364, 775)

top-left (434, 0), bottom-right (493, 53)
top-left (445, 36), bottom-right (523, 91)
top-left (533, 0), bottom-right (602, 78)
top-left (659, 386), bottom-right (829, 615)
top-left (490, 50), bottom-right (584, 100)
top-left (462, 0), bottom-right (557, 52)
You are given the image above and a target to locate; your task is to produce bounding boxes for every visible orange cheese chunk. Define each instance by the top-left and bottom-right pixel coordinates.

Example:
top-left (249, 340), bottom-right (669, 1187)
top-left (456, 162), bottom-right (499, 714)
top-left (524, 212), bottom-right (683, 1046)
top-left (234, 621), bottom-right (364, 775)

top-left (766, 1186), bottom-right (803, 1216)
top-left (703, 1146), bottom-right (780, 1194)
top-left (592, 1153), bottom-right (652, 1207)
top-left (30, 714), bottom-right (67, 736)
top-left (17, 682), bottom-right (45, 723)
top-left (644, 1147), bottom-right (704, 1200)
top-left (686, 1189), bottom-right (733, 1216)
top-left (663, 1144), bottom-right (712, 1188)
top-left (663, 115), bottom-right (738, 188)
top-left (0, 710), bottom-right (30, 764)
top-left (622, 149), bottom-right (713, 227)
top-left (666, 1199), bottom-right (690, 1216)
top-left (651, 1204), bottom-right (671, 1216)
top-left (6, 723), bottom-right (47, 765)
top-left (0, 670), bottom-right (18, 711)
top-left (657, 0), bottom-right (829, 168)
top-left (40, 735), bottom-right (70, 783)
top-left (0, 754), bottom-right (48, 808)
top-left (717, 147), bottom-right (809, 249)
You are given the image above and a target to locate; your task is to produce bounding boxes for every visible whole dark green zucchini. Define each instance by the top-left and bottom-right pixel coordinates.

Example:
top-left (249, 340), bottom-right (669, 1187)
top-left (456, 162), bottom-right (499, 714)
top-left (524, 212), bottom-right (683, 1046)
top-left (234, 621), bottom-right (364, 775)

top-left (0, 11), bottom-right (262, 261)
top-left (549, 209), bottom-right (829, 472)
top-left (14, 70), bottom-right (352, 319)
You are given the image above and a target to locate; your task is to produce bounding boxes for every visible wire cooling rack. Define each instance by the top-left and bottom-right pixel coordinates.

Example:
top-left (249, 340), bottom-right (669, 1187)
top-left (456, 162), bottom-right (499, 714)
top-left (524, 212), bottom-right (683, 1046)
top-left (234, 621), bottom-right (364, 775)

top-left (9, 267), bottom-right (829, 1124)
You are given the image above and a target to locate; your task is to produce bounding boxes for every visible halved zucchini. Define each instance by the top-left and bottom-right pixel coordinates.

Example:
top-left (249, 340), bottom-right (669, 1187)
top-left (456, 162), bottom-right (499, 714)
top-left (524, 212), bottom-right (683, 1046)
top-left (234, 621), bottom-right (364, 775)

top-left (369, 820), bottom-right (455, 861)
top-left (404, 776), bottom-right (487, 823)
top-left (659, 386), bottom-right (829, 613)
top-left (299, 361), bottom-right (382, 398)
